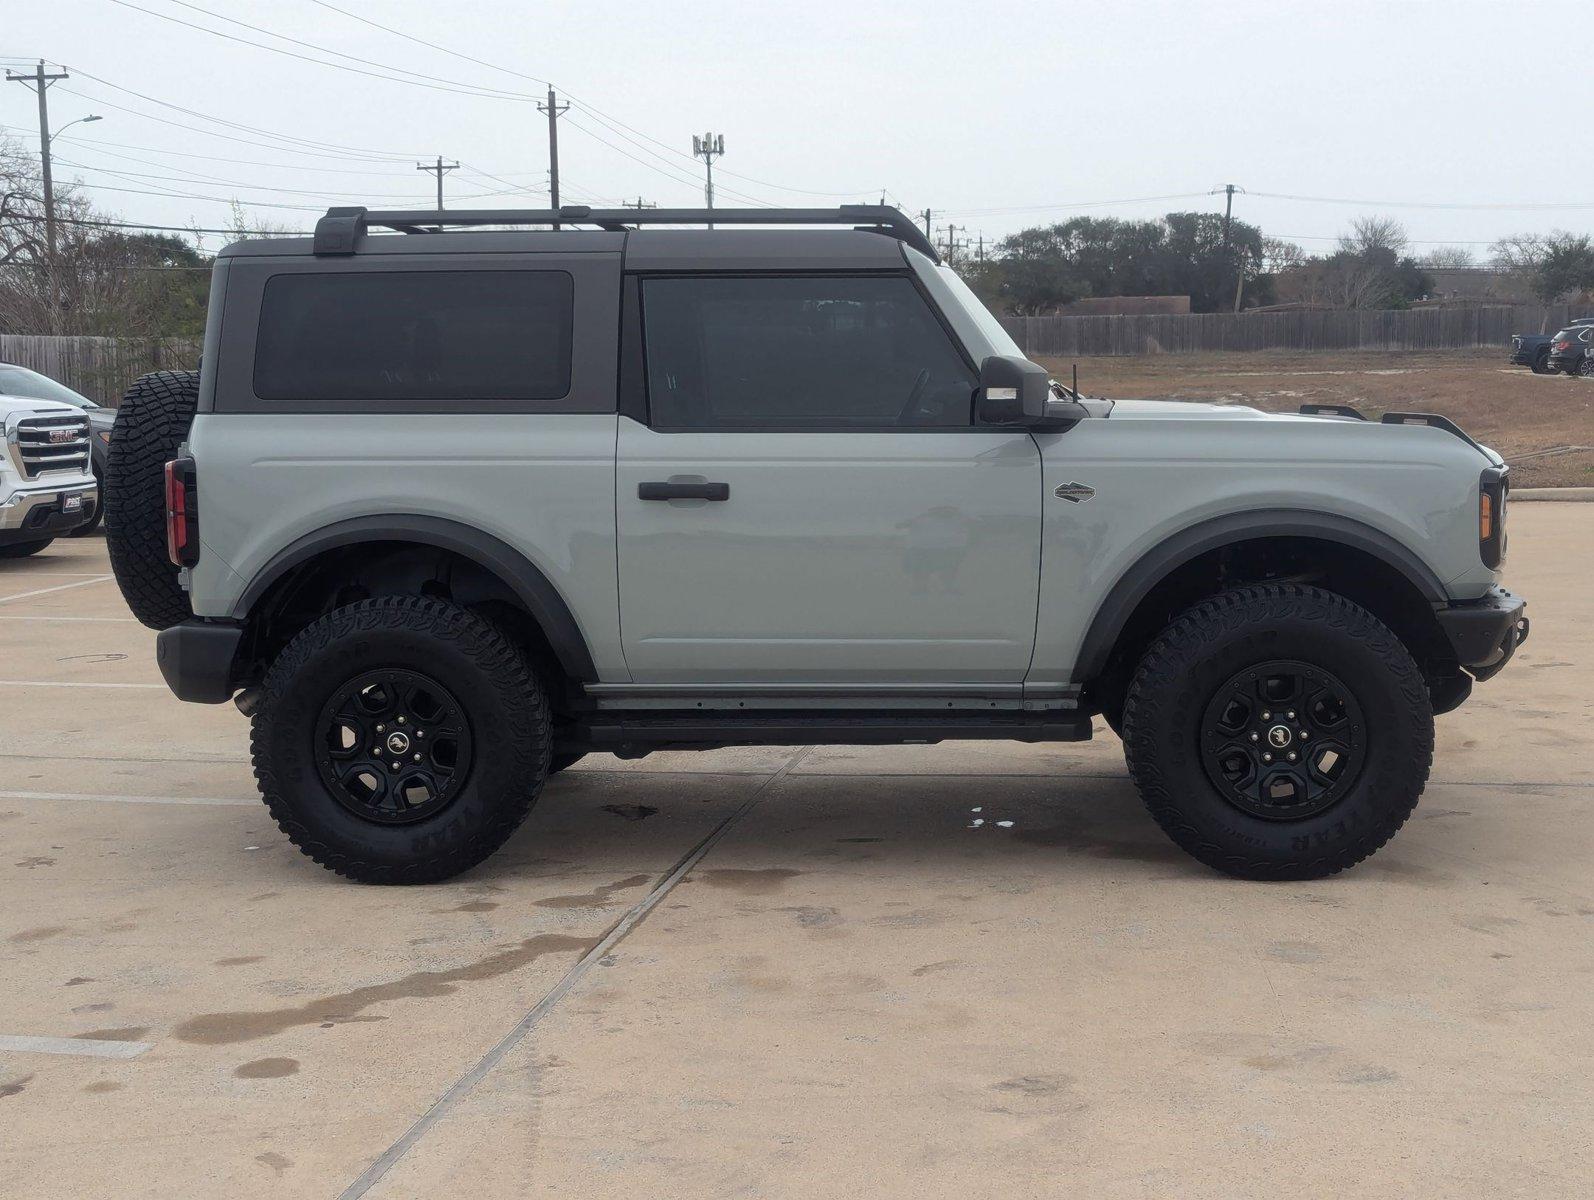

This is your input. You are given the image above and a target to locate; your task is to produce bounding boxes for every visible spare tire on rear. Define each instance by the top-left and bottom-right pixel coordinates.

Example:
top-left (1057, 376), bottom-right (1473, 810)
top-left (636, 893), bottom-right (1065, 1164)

top-left (105, 370), bottom-right (199, 630)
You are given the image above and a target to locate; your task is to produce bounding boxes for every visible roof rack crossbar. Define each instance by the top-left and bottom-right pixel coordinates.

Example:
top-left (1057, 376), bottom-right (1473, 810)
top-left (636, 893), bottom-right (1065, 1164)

top-left (312, 204), bottom-right (940, 263)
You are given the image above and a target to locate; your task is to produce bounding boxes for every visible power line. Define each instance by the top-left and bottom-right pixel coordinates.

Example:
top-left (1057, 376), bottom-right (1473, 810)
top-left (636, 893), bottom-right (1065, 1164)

top-left (1249, 190), bottom-right (1594, 212)
top-left (104, 0), bottom-right (539, 104)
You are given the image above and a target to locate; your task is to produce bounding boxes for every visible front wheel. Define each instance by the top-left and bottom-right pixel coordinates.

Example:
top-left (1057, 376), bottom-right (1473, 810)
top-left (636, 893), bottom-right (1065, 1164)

top-left (252, 596), bottom-right (551, 884)
top-left (1122, 584), bottom-right (1433, 880)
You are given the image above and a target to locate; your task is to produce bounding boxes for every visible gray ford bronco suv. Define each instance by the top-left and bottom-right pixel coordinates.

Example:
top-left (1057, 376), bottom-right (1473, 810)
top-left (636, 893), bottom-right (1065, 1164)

top-left (103, 205), bottom-right (1528, 885)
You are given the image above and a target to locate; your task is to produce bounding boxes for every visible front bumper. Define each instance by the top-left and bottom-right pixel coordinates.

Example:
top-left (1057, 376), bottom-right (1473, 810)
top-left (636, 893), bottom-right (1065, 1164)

top-left (156, 619), bottom-right (244, 703)
top-left (0, 481), bottom-right (97, 542)
top-left (1437, 586), bottom-right (1529, 682)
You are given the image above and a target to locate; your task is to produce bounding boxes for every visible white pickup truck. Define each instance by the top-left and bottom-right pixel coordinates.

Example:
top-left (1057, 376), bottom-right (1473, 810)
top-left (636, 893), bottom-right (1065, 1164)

top-left (0, 390), bottom-right (98, 558)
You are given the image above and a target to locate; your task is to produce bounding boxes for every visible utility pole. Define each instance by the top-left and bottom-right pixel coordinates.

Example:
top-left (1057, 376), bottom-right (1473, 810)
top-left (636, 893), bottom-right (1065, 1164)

top-left (692, 133), bottom-right (725, 228)
top-left (920, 208), bottom-right (932, 239)
top-left (1211, 182), bottom-right (1245, 312)
top-left (976, 233), bottom-right (985, 263)
top-left (538, 88), bottom-right (569, 218)
top-left (622, 196), bottom-right (657, 211)
top-left (416, 155), bottom-right (459, 211)
top-left (944, 224), bottom-right (962, 266)
top-left (7, 60), bottom-right (70, 258)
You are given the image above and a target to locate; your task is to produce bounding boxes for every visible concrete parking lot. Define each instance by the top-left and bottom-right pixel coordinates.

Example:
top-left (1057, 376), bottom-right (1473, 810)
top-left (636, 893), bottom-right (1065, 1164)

top-left (2, 504), bottom-right (1590, 1199)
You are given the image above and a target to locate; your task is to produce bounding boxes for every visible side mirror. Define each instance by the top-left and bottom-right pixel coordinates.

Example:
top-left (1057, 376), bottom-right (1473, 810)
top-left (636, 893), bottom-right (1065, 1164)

top-left (977, 356), bottom-right (1051, 425)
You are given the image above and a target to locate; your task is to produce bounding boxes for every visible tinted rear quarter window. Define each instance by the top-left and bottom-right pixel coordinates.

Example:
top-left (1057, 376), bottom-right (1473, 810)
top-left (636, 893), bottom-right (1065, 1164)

top-left (253, 270), bottom-right (572, 402)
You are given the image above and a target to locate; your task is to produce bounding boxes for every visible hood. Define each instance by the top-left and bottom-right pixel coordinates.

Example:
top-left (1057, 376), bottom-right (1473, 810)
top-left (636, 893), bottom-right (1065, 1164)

top-left (0, 393), bottom-right (88, 421)
top-left (1105, 398), bottom-right (1273, 421)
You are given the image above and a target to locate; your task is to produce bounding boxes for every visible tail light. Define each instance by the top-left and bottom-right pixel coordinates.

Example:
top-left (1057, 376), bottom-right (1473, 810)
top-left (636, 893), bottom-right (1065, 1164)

top-left (165, 457), bottom-right (199, 567)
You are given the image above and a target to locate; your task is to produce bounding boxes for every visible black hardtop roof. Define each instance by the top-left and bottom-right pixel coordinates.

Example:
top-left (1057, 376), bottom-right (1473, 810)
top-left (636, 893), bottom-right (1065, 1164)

top-left (238, 203), bottom-right (940, 265)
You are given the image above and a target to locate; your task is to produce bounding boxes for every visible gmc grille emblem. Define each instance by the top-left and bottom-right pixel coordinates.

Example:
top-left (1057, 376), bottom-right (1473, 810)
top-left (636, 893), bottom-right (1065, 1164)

top-left (48, 429), bottom-right (74, 444)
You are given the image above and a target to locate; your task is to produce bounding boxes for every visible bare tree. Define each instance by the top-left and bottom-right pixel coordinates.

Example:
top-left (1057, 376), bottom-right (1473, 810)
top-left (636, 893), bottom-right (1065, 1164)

top-left (1260, 236), bottom-right (1307, 275)
top-left (1421, 245), bottom-right (1477, 270)
top-left (1337, 215), bottom-right (1408, 259)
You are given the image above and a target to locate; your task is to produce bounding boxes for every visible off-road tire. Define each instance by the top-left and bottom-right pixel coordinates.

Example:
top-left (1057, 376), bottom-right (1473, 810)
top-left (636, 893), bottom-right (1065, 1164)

top-left (1122, 584), bottom-right (1433, 880)
top-left (0, 538), bottom-right (53, 559)
top-left (105, 371), bottom-right (199, 629)
top-left (252, 596), bottom-right (551, 884)
top-left (548, 752), bottom-right (586, 775)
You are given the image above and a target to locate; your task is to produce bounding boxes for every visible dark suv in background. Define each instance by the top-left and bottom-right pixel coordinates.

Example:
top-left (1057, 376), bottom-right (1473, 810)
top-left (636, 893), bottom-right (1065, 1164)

top-left (1509, 318), bottom-right (1593, 373)
top-left (1545, 323), bottom-right (1594, 376)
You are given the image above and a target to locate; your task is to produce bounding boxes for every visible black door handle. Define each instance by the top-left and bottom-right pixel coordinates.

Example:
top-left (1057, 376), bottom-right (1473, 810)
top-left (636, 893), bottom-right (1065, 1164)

top-left (638, 481), bottom-right (730, 501)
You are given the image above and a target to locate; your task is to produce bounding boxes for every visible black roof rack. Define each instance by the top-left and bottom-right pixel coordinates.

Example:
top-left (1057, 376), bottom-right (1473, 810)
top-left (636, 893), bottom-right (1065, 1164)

top-left (312, 204), bottom-right (940, 263)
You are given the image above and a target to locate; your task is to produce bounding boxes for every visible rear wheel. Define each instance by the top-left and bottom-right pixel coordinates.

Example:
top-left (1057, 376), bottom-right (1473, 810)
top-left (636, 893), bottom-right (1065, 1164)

top-left (1122, 584), bottom-right (1432, 880)
top-left (252, 596), bottom-right (550, 884)
top-left (1579, 357), bottom-right (1594, 379)
top-left (0, 539), bottom-right (53, 559)
top-left (104, 370), bottom-right (198, 629)
top-left (1531, 348), bottom-right (1552, 374)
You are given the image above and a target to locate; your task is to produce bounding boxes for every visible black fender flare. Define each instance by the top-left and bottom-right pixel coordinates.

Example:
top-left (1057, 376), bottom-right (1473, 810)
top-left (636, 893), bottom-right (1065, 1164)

top-left (1072, 509), bottom-right (1448, 684)
top-left (231, 514), bottom-right (598, 681)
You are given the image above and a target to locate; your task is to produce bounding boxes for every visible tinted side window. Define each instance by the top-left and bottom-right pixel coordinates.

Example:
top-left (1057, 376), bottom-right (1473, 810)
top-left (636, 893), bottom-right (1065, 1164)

top-left (641, 275), bottom-right (975, 429)
top-left (253, 270), bottom-right (572, 402)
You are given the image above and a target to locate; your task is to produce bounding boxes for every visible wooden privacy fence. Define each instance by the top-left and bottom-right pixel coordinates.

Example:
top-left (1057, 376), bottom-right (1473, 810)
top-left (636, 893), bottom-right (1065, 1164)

top-left (1000, 303), bottom-right (1584, 357)
top-left (0, 335), bottom-right (201, 406)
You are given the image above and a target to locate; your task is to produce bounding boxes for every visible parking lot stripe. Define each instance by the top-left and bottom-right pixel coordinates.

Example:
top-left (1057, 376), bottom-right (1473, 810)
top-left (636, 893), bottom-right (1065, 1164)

top-left (0, 615), bottom-right (138, 623)
top-left (0, 575), bottom-right (114, 605)
top-left (0, 680), bottom-right (166, 689)
top-left (0, 789), bottom-right (256, 807)
top-left (0, 1034), bottom-right (153, 1060)
top-left (338, 745), bottom-right (813, 1200)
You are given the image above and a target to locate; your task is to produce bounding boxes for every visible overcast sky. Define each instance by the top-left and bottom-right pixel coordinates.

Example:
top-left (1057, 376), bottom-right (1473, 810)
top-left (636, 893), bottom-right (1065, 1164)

top-left (2, 0), bottom-right (1587, 257)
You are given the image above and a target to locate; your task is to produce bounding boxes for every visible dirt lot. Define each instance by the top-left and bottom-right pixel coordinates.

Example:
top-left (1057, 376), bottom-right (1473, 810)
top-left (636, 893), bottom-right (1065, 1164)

top-left (2, 515), bottom-right (1591, 1198)
top-left (1036, 349), bottom-right (1594, 488)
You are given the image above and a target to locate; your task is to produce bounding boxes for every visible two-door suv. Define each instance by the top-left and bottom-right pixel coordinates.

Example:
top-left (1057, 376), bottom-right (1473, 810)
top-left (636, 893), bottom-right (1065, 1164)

top-left (104, 205), bottom-right (1528, 884)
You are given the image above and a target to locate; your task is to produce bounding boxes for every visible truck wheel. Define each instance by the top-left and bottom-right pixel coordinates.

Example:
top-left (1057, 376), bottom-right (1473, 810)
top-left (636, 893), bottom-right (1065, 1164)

top-left (105, 371), bottom-right (199, 629)
top-left (252, 596), bottom-right (551, 884)
top-left (1531, 349), bottom-right (1552, 374)
top-left (1121, 584), bottom-right (1432, 880)
top-left (0, 538), bottom-right (53, 559)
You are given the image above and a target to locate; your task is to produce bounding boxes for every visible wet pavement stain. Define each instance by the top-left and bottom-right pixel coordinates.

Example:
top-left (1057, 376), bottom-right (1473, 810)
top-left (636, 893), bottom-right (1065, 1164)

top-left (535, 875), bottom-right (650, 909)
top-left (82, 1081), bottom-right (124, 1094)
top-left (14, 857), bottom-right (56, 869)
top-left (600, 804), bottom-right (659, 822)
top-left (215, 956), bottom-right (265, 967)
top-left (63, 976), bottom-right (94, 986)
top-left (440, 900), bottom-right (499, 914)
top-left (173, 933), bottom-right (595, 1044)
top-left (0, 1074), bottom-right (33, 1099)
top-left (693, 868), bottom-right (803, 895)
top-left (75, 1027), bottom-right (150, 1041)
top-left (9, 925), bottom-right (66, 943)
top-left (255, 1152), bottom-right (292, 1175)
top-left (234, 1058), bottom-right (299, 1079)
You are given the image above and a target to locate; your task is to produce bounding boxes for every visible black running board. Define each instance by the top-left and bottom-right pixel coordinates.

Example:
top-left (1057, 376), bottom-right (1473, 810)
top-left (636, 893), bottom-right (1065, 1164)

top-left (560, 710), bottom-right (1092, 757)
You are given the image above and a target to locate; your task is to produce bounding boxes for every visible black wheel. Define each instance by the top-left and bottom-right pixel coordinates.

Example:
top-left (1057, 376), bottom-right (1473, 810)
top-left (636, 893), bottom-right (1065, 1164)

top-left (1579, 357), bottom-right (1594, 379)
top-left (0, 539), bottom-right (53, 559)
top-left (1121, 584), bottom-right (1432, 880)
top-left (1531, 348), bottom-right (1553, 374)
top-left (105, 371), bottom-right (198, 629)
top-left (252, 596), bottom-right (551, 884)
top-left (548, 752), bottom-right (586, 775)
top-left (69, 468), bottom-right (105, 536)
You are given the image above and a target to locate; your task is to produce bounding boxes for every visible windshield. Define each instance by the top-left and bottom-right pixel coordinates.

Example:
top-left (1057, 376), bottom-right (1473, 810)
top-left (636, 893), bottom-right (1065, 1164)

top-left (0, 365), bottom-right (96, 408)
